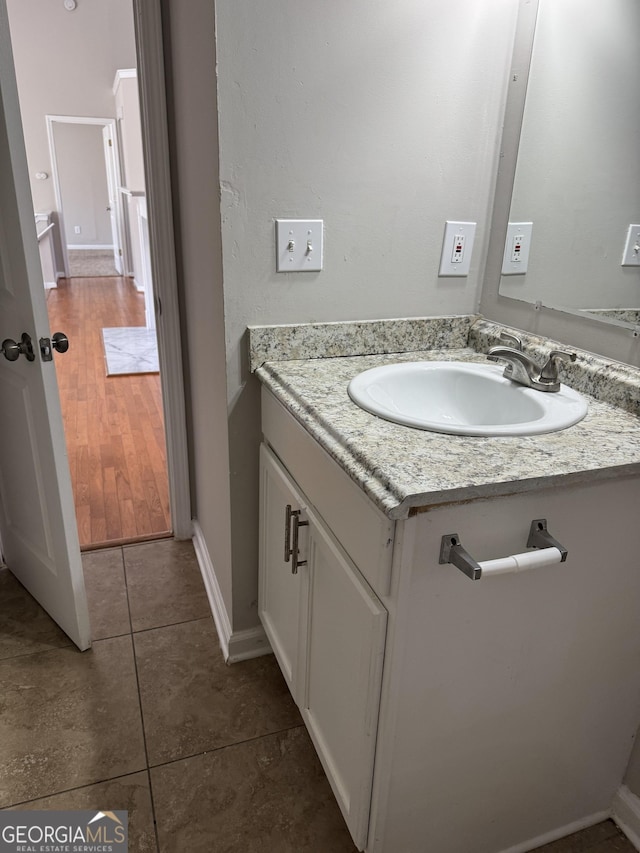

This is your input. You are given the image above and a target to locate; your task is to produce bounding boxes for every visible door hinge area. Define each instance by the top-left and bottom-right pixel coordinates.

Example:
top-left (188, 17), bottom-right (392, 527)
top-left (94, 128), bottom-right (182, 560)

top-left (108, 138), bottom-right (113, 147)
top-left (39, 333), bottom-right (69, 361)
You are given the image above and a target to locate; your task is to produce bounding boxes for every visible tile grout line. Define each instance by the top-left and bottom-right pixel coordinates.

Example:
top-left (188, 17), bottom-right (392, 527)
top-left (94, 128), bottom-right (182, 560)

top-left (0, 769), bottom-right (152, 812)
top-left (145, 769), bottom-right (161, 853)
top-left (145, 723), bottom-right (308, 774)
top-left (0, 642), bottom-right (75, 664)
top-left (120, 546), bottom-right (162, 853)
top-left (130, 613), bottom-right (215, 637)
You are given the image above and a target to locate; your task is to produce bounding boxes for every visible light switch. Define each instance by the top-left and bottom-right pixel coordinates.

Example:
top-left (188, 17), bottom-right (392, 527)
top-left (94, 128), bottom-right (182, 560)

top-left (276, 219), bottom-right (324, 272)
top-left (621, 224), bottom-right (640, 267)
top-left (501, 222), bottom-right (533, 275)
top-left (438, 221), bottom-right (476, 277)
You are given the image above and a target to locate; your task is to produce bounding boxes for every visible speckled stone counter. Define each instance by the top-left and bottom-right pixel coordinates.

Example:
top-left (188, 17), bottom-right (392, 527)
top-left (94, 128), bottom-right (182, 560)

top-left (250, 317), bottom-right (640, 519)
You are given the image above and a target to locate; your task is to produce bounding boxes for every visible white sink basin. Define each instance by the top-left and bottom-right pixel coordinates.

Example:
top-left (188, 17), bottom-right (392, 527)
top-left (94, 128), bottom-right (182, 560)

top-left (347, 361), bottom-right (588, 436)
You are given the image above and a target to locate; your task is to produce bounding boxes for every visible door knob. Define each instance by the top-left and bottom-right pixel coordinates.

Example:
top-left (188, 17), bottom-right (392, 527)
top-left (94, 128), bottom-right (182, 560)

top-left (52, 332), bottom-right (69, 353)
top-left (1, 332), bottom-right (35, 362)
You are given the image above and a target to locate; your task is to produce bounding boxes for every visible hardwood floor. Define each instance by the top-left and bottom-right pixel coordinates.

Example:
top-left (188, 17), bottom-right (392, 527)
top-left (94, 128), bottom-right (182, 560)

top-left (46, 276), bottom-right (172, 549)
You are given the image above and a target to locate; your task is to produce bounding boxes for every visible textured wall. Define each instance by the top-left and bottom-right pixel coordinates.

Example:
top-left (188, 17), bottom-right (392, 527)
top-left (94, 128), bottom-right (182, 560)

top-left (214, 0), bottom-right (519, 631)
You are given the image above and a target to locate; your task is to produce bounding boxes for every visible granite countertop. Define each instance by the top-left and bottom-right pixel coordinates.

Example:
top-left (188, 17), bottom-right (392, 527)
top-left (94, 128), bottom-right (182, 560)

top-left (251, 317), bottom-right (640, 519)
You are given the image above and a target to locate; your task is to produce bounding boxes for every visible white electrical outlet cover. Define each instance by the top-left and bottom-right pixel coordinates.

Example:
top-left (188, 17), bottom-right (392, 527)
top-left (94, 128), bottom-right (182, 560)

top-left (621, 224), bottom-right (640, 267)
top-left (276, 219), bottom-right (323, 272)
top-left (501, 222), bottom-right (533, 275)
top-left (438, 221), bottom-right (476, 277)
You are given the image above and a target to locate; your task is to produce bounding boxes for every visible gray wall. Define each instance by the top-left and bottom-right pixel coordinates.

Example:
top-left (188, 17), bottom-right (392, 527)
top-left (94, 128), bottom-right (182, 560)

top-left (161, 0), bottom-right (234, 617)
top-left (216, 0), bottom-right (519, 632)
top-left (53, 122), bottom-right (111, 246)
top-left (625, 737), bottom-right (640, 800)
top-left (161, 0), bottom-right (519, 634)
top-left (6, 0), bottom-right (136, 212)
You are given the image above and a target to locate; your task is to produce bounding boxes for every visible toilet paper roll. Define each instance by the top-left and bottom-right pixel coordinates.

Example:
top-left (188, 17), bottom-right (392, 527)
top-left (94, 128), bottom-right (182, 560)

top-left (479, 546), bottom-right (563, 577)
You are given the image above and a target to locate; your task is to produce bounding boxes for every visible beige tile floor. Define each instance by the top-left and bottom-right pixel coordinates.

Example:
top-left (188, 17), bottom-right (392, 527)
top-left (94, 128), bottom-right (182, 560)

top-left (0, 538), bottom-right (636, 852)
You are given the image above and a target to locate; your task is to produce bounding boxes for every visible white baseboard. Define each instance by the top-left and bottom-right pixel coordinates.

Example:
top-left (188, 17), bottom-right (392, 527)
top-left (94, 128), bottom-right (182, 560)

top-left (498, 811), bottom-right (611, 853)
top-left (132, 276), bottom-right (145, 293)
top-left (192, 520), bottom-right (271, 664)
top-left (44, 279), bottom-right (57, 289)
top-left (226, 625), bottom-right (272, 663)
top-left (66, 243), bottom-right (114, 251)
top-left (612, 786), bottom-right (640, 851)
top-left (192, 520), bottom-right (231, 660)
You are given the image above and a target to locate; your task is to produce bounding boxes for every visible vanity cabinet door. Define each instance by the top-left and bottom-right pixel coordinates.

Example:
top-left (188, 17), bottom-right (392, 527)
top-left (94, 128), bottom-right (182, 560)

top-left (300, 509), bottom-right (388, 851)
top-left (259, 442), bottom-right (388, 850)
top-left (258, 444), bottom-right (307, 701)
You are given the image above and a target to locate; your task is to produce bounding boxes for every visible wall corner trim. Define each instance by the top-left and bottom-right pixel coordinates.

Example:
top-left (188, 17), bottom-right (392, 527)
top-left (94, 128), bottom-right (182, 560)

top-left (612, 785), bottom-right (640, 851)
top-left (192, 520), bottom-right (272, 664)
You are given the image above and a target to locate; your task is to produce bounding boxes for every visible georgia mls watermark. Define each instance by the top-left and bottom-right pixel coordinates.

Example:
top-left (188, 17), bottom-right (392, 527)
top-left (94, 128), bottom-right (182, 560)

top-left (0, 810), bottom-right (128, 853)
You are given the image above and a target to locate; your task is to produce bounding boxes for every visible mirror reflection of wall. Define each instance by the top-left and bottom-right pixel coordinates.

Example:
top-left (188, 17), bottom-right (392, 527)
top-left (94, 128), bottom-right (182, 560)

top-left (499, 0), bottom-right (640, 328)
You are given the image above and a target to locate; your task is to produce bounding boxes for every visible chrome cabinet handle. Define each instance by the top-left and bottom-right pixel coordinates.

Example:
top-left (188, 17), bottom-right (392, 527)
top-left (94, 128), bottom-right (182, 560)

top-left (284, 504), bottom-right (308, 575)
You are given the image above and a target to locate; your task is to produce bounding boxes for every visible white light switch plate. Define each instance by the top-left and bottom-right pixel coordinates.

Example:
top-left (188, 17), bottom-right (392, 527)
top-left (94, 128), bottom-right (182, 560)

top-left (502, 222), bottom-right (533, 275)
top-left (276, 219), bottom-right (324, 272)
top-left (621, 224), bottom-right (640, 267)
top-left (439, 221), bottom-right (476, 277)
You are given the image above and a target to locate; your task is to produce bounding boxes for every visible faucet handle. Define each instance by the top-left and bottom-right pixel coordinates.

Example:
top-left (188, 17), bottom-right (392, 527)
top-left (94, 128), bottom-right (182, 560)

top-left (498, 332), bottom-right (523, 351)
top-left (539, 350), bottom-right (576, 383)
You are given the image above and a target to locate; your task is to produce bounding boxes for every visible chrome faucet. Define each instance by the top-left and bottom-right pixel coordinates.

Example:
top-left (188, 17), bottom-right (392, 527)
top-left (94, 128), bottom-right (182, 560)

top-left (487, 333), bottom-right (576, 393)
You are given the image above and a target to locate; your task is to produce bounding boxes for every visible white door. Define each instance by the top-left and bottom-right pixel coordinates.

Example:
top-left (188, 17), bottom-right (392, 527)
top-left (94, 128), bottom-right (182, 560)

top-left (102, 125), bottom-right (123, 274)
top-left (0, 2), bottom-right (90, 651)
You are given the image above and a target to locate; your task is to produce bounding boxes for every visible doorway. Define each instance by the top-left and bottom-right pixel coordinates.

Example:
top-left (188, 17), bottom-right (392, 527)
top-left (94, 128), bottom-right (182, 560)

top-left (46, 116), bottom-right (126, 281)
top-left (45, 110), bottom-right (170, 548)
top-left (4, 0), bottom-right (190, 549)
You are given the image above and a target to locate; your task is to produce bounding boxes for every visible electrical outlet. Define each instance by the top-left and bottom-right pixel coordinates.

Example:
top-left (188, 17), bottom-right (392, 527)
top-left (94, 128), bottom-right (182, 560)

top-left (74, 225), bottom-right (81, 235)
top-left (438, 221), bottom-right (476, 277)
top-left (502, 222), bottom-right (533, 275)
top-left (621, 224), bottom-right (640, 267)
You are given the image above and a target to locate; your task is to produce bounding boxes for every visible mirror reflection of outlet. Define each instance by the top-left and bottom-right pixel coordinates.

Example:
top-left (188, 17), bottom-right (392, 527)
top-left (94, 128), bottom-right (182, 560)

top-left (621, 224), bottom-right (640, 267)
top-left (501, 222), bottom-right (533, 275)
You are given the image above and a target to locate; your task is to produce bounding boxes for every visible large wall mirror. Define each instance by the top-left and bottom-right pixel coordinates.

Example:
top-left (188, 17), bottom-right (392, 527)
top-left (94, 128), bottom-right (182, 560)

top-left (498, 0), bottom-right (640, 331)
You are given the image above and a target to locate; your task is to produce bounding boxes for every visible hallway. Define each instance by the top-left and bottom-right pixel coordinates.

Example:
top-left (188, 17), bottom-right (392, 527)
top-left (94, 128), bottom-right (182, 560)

top-left (46, 277), bottom-right (171, 548)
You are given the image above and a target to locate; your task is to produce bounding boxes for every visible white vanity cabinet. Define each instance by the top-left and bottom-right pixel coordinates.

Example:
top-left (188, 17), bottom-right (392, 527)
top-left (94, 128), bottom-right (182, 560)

top-left (259, 443), bottom-right (388, 850)
top-left (259, 386), bottom-right (640, 853)
top-left (370, 478), bottom-right (640, 853)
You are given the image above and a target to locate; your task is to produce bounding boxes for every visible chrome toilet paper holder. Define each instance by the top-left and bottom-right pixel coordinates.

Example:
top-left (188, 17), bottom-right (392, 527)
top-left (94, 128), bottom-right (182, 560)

top-left (439, 518), bottom-right (568, 581)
